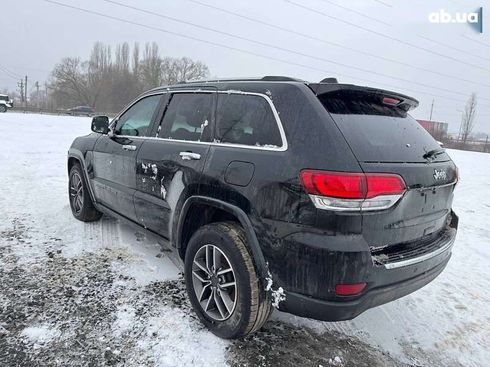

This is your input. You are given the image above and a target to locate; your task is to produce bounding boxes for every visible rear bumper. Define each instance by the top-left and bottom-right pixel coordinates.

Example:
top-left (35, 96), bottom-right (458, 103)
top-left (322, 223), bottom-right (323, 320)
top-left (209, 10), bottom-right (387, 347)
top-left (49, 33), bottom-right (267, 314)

top-left (279, 254), bottom-right (450, 321)
top-left (268, 211), bottom-right (458, 321)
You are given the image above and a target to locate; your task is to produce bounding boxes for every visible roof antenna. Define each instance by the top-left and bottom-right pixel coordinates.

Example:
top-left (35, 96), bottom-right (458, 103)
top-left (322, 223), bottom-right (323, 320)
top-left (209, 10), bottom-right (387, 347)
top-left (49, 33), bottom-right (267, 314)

top-left (319, 77), bottom-right (338, 83)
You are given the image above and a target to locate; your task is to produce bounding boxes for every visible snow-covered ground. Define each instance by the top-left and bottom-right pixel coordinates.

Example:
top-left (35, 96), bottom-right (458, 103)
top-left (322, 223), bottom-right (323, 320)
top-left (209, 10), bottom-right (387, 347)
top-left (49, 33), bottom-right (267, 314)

top-left (0, 112), bottom-right (488, 366)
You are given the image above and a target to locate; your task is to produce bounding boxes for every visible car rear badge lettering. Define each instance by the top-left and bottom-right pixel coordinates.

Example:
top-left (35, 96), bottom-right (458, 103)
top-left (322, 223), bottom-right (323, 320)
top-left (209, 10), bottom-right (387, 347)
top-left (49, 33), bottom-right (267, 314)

top-left (433, 169), bottom-right (447, 181)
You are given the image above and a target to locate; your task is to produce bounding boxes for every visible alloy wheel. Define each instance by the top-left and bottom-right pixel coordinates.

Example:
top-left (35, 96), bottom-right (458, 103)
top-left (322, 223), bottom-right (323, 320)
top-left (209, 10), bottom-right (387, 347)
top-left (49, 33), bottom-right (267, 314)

top-left (192, 244), bottom-right (237, 321)
top-left (70, 172), bottom-right (84, 214)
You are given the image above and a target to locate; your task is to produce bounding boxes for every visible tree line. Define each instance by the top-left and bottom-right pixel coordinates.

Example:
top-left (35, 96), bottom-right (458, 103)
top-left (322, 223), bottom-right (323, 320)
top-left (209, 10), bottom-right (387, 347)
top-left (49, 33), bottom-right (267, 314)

top-left (40, 42), bottom-right (210, 113)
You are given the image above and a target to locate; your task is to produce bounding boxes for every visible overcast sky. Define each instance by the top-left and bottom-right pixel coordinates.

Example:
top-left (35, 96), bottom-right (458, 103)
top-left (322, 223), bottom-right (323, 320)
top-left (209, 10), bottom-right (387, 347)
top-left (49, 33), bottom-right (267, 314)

top-left (1, 0), bottom-right (489, 134)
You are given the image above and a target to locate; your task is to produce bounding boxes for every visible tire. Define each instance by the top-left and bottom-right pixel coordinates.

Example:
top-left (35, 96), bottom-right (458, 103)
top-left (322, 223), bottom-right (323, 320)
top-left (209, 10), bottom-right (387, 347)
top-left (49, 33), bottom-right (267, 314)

top-left (184, 222), bottom-right (272, 339)
top-left (68, 163), bottom-right (102, 222)
top-left (0, 105), bottom-right (6, 113)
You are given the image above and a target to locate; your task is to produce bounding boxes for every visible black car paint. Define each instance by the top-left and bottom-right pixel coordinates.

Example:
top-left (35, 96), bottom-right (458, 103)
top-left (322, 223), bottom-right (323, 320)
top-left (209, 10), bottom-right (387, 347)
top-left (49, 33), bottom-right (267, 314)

top-left (68, 79), bottom-right (458, 321)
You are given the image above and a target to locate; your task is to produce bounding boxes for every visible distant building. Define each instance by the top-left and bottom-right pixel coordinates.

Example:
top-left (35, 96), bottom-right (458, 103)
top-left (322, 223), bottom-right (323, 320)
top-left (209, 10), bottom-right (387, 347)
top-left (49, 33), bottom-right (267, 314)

top-left (416, 119), bottom-right (448, 141)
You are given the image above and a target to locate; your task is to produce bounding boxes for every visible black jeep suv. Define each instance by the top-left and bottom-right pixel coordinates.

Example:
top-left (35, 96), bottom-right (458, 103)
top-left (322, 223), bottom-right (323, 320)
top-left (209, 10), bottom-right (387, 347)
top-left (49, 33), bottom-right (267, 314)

top-left (68, 76), bottom-right (458, 339)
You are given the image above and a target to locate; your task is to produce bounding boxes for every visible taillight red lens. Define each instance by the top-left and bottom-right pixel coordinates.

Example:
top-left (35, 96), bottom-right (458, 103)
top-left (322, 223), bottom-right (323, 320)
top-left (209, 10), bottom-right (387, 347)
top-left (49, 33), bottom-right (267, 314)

top-left (335, 283), bottom-right (367, 296)
top-left (300, 170), bottom-right (365, 199)
top-left (365, 174), bottom-right (406, 198)
top-left (300, 170), bottom-right (406, 199)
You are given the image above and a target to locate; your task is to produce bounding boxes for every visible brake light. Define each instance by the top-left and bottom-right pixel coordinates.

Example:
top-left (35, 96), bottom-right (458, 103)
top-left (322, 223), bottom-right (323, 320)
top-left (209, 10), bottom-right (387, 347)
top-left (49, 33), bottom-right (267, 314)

top-left (382, 96), bottom-right (401, 105)
top-left (300, 171), bottom-right (364, 199)
top-left (335, 283), bottom-right (367, 296)
top-left (300, 170), bottom-right (406, 211)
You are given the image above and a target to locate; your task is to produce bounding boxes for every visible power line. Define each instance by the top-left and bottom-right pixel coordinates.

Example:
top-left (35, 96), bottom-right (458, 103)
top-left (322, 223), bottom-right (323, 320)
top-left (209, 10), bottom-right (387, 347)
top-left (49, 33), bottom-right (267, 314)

top-left (39, 0), bottom-right (490, 109)
top-left (461, 34), bottom-right (490, 49)
top-left (367, 0), bottom-right (490, 74)
top-left (0, 64), bottom-right (22, 78)
top-left (188, 0), bottom-right (490, 88)
top-left (3, 64), bottom-right (52, 74)
top-left (418, 34), bottom-right (490, 63)
top-left (100, 0), bottom-right (490, 102)
top-left (315, 0), bottom-right (490, 72)
top-left (371, 0), bottom-right (392, 7)
top-left (315, 0), bottom-right (391, 26)
top-left (283, 0), bottom-right (490, 73)
top-left (0, 70), bottom-right (20, 81)
top-left (0, 64), bottom-right (23, 79)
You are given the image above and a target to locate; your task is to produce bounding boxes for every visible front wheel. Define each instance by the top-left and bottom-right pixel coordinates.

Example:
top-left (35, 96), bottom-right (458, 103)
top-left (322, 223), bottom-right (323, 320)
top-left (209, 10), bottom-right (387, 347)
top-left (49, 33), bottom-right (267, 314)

top-left (184, 222), bottom-right (272, 339)
top-left (68, 163), bottom-right (102, 222)
top-left (0, 105), bottom-right (7, 113)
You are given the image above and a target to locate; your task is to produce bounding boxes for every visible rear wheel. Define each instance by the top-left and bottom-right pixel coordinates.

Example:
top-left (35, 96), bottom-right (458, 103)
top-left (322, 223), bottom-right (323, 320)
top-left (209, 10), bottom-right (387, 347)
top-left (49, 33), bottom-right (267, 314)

top-left (68, 163), bottom-right (102, 222)
top-left (184, 222), bottom-right (272, 339)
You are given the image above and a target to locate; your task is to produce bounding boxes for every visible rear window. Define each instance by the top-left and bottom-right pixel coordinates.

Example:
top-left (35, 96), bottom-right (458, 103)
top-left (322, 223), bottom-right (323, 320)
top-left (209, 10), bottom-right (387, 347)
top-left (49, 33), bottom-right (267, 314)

top-left (159, 93), bottom-right (213, 142)
top-left (216, 94), bottom-right (282, 148)
top-left (319, 91), bottom-right (448, 163)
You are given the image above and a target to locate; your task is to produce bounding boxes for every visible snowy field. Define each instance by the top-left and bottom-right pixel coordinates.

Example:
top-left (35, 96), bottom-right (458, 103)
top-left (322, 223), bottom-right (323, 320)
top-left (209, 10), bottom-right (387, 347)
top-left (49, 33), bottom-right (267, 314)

top-left (0, 112), bottom-right (488, 366)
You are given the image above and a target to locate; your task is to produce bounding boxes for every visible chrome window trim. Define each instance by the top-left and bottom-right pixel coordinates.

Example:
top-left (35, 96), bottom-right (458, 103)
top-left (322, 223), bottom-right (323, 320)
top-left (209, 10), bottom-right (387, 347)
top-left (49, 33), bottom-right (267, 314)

top-left (112, 89), bottom-right (288, 152)
top-left (110, 91), bottom-right (166, 131)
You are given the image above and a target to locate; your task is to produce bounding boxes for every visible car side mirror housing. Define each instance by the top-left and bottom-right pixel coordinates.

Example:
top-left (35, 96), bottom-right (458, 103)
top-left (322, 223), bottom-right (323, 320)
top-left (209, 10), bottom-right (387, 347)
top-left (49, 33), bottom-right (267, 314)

top-left (91, 116), bottom-right (110, 134)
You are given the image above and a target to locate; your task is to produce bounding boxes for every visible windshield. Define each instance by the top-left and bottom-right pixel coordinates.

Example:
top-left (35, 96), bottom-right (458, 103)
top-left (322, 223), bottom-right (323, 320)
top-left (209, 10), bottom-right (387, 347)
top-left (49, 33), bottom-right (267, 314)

top-left (319, 91), bottom-right (449, 163)
top-left (0, 96), bottom-right (8, 102)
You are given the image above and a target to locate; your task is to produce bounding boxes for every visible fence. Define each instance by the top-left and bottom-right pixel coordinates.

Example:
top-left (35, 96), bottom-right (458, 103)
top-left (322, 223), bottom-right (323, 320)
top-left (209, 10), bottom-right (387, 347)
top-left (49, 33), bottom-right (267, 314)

top-left (10, 106), bottom-right (116, 118)
top-left (443, 137), bottom-right (490, 153)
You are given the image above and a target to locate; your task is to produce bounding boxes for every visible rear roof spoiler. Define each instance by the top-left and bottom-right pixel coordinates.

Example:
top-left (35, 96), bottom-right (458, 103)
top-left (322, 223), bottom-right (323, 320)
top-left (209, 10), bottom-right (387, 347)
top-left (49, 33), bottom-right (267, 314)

top-left (309, 83), bottom-right (419, 111)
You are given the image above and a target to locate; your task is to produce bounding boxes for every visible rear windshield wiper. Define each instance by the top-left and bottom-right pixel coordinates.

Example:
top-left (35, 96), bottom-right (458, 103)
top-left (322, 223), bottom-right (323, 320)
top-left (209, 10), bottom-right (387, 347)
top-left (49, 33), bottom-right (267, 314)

top-left (423, 148), bottom-right (445, 160)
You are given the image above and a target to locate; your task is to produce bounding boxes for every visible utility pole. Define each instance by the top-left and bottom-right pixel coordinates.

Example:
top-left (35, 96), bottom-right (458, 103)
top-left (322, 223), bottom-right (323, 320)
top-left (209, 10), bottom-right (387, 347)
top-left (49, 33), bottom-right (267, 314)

top-left (35, 81), bottom-right (40, 109)
top-left (44, 82), bottom-right (49, 109)
top-left (429, 98), bottom-right (434, 121)
top-left (18, 79), bottom-right (24, 103)
top-left (25, 75), bottom-right (28, 109)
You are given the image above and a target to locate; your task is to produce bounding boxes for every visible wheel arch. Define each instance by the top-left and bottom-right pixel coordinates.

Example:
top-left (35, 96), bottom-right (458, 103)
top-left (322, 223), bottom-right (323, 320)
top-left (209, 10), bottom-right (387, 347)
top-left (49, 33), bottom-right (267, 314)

top-left (176, 196), bottom-right (269, 282)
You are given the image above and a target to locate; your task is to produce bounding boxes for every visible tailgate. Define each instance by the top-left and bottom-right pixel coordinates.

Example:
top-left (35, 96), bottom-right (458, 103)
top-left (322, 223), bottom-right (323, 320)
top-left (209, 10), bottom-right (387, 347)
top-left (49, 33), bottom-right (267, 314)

top-left (360, 160), bottom-right (457, 248)
top-left (317, 85), bottom-right (457, 247)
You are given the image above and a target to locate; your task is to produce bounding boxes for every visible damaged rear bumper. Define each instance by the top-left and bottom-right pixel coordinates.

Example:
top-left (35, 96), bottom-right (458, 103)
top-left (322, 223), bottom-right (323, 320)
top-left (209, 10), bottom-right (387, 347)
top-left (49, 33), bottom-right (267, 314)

top-left (278, 255), bottom-right (450, 321)
top-left (273, 212), bottom-right (458, 321)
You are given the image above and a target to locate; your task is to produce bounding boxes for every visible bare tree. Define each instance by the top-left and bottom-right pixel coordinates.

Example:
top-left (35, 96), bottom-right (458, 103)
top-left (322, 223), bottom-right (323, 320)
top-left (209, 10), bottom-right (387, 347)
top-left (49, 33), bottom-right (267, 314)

top-left (459, 93), bottom-right (478, 146)
top-left (48, 41), bottom-right (210, 112)
top-left (50, 57), bottom-right (91, 108)
top-left (161, 56), bottom-right (209, 85)
top-left (132, 42), bottom-right (140, 79)
top-left (115, 42), bottom-right (130, 72)
top-left (140, 42), bottom-right (162, 89)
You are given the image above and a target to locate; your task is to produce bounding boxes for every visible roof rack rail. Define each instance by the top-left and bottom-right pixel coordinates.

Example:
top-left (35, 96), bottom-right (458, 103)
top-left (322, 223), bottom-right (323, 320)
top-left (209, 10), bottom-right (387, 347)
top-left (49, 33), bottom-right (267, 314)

top-left (165, 76), bottom-right (306, 86)
top-left (261, 76), bottom-right (304, 82)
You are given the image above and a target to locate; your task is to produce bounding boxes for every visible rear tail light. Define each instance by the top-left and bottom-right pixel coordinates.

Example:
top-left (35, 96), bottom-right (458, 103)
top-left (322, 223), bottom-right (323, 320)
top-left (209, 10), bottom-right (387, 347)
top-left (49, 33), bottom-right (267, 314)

top-left (335, 283), bottom-right (367, 296)
top-left (300, 170), bottom-right (406, 211)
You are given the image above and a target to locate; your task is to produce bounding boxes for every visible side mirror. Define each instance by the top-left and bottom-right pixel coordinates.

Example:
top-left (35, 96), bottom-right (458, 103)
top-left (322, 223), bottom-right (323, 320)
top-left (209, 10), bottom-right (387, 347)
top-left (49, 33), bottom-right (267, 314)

top-left (91, 115), bottom-right (110, 134)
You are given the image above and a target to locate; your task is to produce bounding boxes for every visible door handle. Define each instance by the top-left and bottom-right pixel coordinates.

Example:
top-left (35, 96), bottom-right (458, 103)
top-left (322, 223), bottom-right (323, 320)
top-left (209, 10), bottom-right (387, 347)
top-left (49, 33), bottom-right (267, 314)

top-left (179, 151), bottom-right (201, 161)
top-left (122, 145), bottom-right (137, 151)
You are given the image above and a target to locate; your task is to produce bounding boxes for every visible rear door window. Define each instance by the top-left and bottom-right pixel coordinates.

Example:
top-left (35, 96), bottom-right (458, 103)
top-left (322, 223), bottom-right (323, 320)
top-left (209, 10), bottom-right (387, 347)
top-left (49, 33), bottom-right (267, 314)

top-left (216, 94), bottom-right (283, 148)
top-left (319, 91), bottom-right (448, 163)
top-left (158, 93), bottom-right (213, 142)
